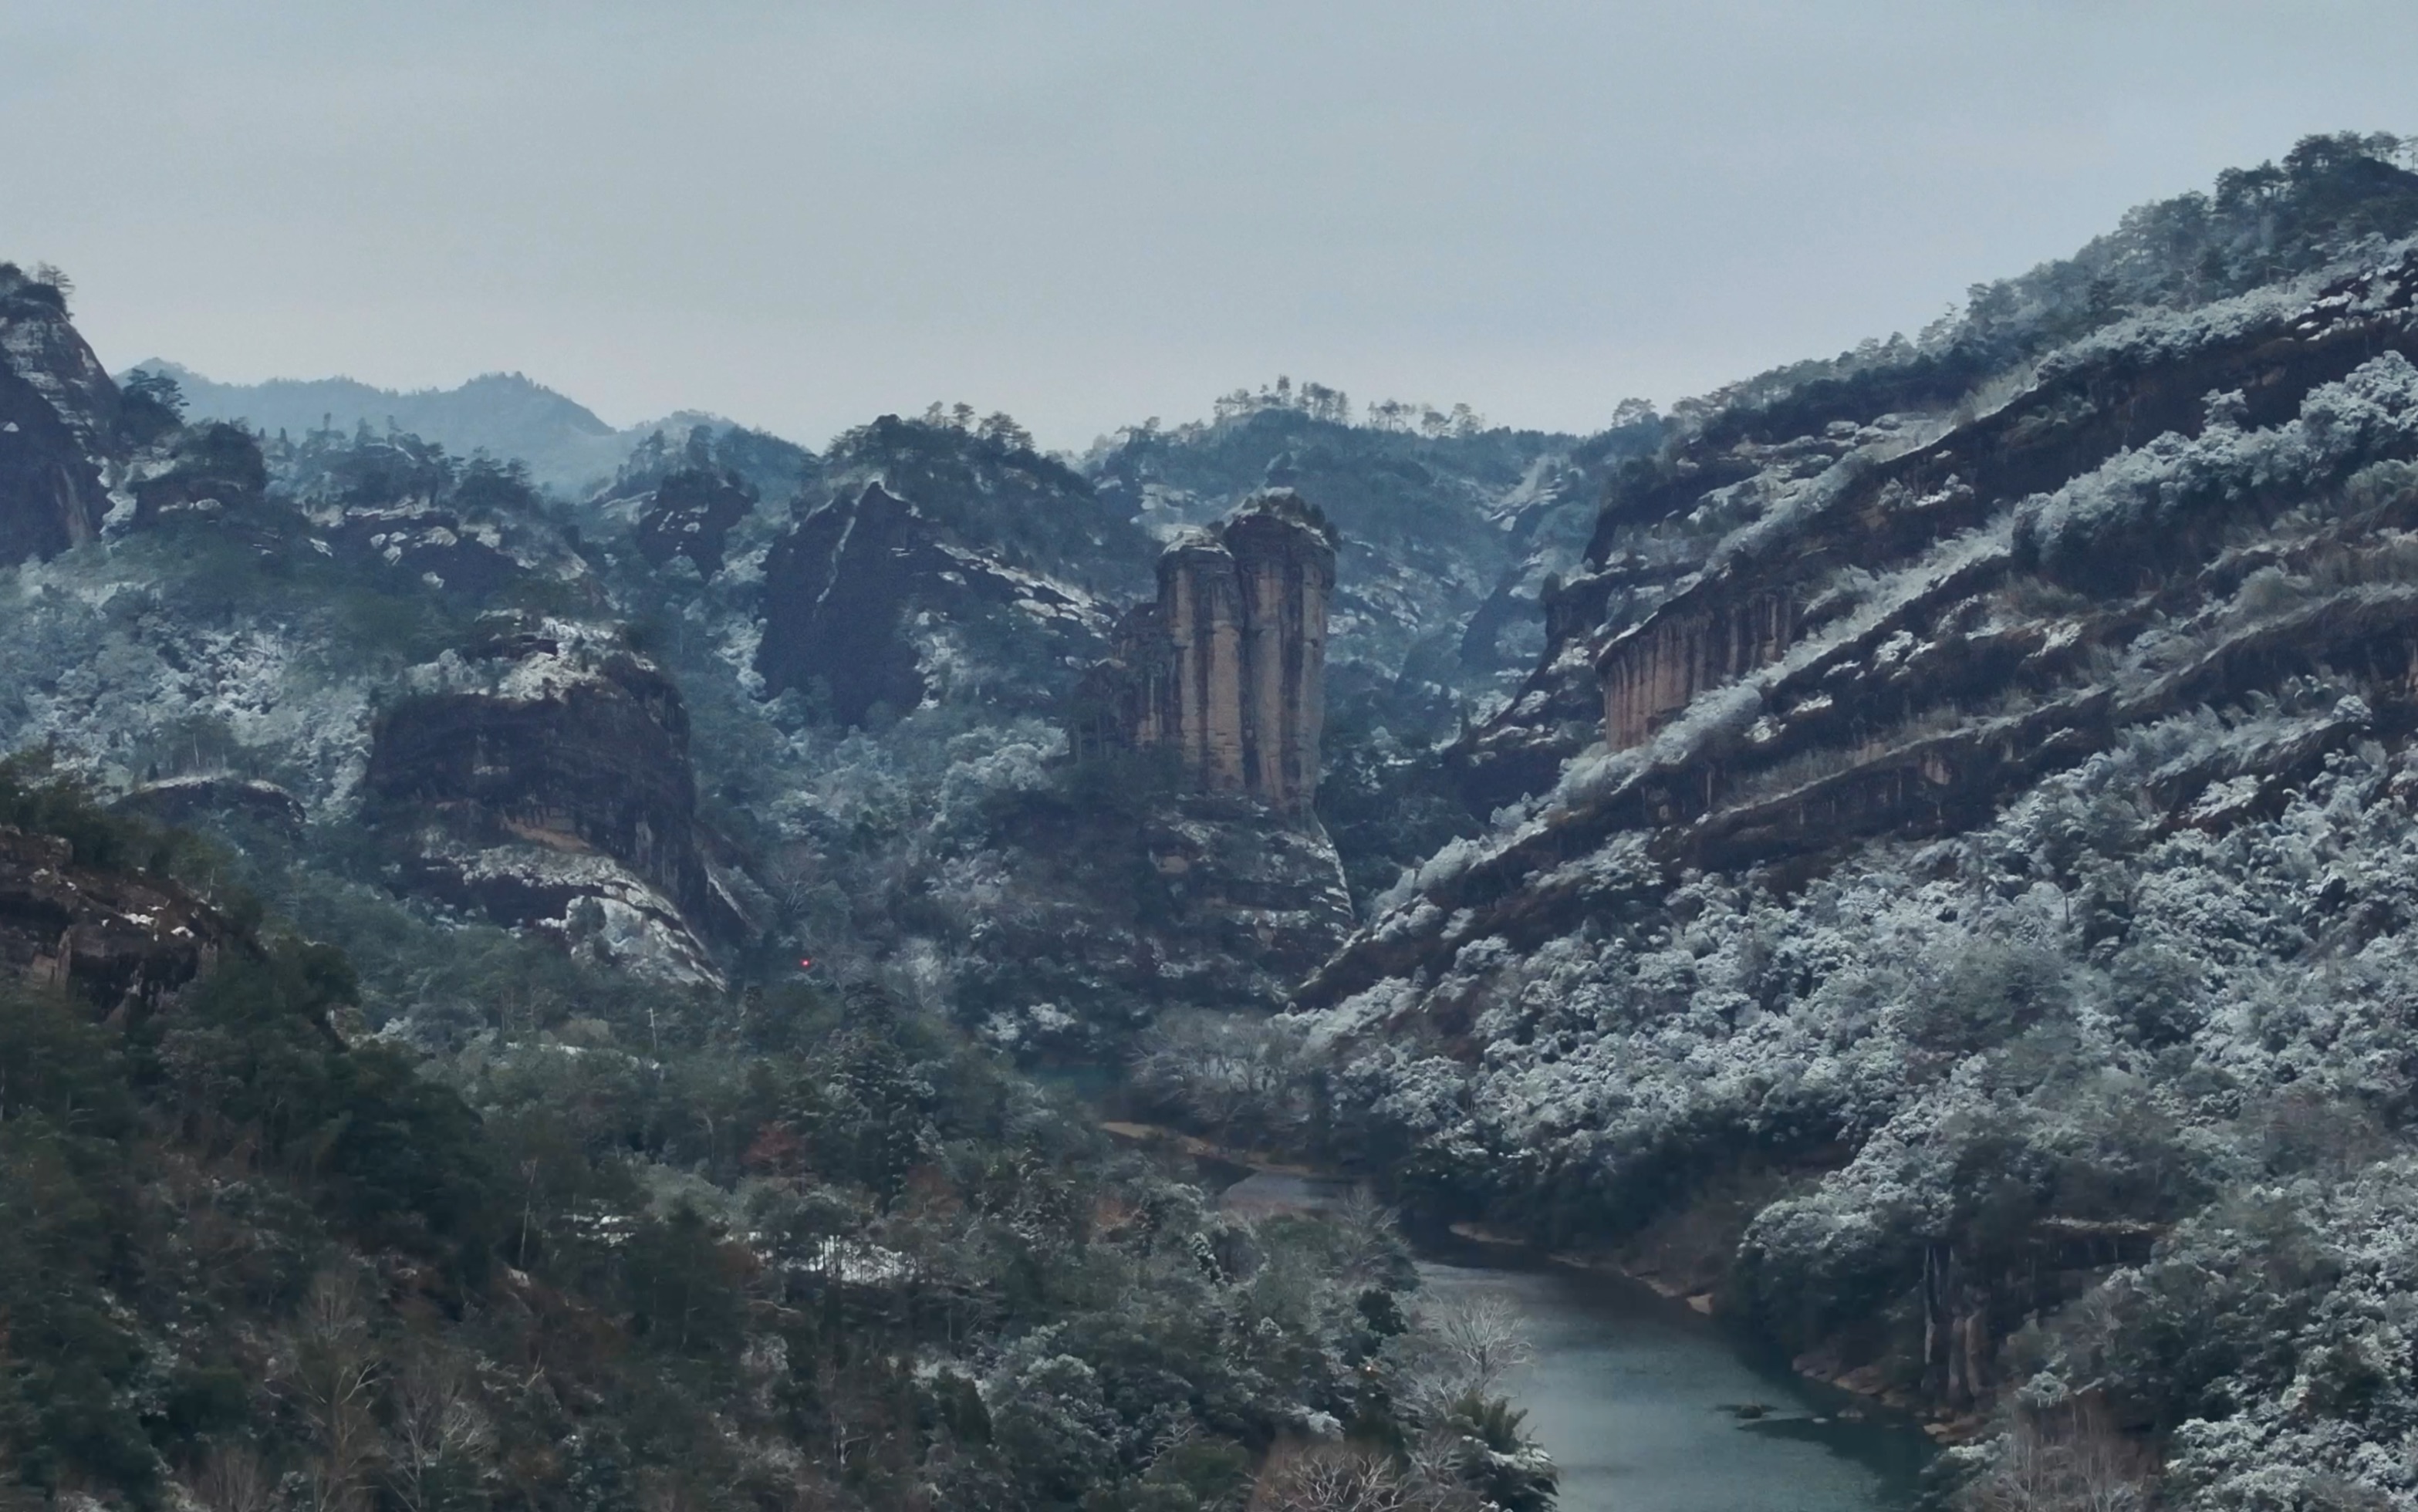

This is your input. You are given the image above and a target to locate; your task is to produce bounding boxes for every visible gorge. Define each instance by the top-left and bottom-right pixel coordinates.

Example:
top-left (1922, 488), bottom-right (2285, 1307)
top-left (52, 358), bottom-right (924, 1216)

top-left (10, 128), bottom-right (2418, 1511)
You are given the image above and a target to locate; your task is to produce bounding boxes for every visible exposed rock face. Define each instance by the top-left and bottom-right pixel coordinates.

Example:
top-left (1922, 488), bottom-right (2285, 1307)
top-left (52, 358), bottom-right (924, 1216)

top-left (757, 481), bottom-right (1113, 724)
top-left (1589, 246), bottom-right (2418, 756)
top-left (366, 626), bottom-right (741, 980)
top-left (0, 829), bottom-right (228, 1013)
top-left (1285, 226), bottom-right (2418, 1454)
top-left (116, 774), bottom-right (308, 832)
top-left (757, 483), bottom-right (931, 724)
top-left (126, 422), bottom-right (270, 527)
top-left (632, 464), bottom-right (753, 578)
top-left (1599, 590), bottom-right (1796, 749)
top-left (1077, 491), bottom-right (1338, 815)
top-left (0, 271), bottom-right (122, 564)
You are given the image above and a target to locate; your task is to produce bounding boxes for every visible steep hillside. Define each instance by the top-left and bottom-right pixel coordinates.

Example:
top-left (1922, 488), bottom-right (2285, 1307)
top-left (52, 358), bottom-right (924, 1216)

top-left (0, 302), bottom-right (1563, 1512)
top-left (0, 761), bottom-right (1556, 1512)
top-left (1278, 134), bottom-right (2418, 1506)
top-left (0, 263), bottom-right (127, 562)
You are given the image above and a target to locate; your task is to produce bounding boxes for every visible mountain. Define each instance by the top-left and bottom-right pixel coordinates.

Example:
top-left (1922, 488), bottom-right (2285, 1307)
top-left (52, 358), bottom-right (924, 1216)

top-left (18, 128), bottom-right (2418, 1510)
top-left (0, 756), bottom-right (1460, 1512)
top-left (117, 361), bottom-right (713, 497)
top-left (0, 264), bottom-right (122, 559)
top-left (1282, 130), bottom-right (2418, 1505)
top-left (0, 261), bottom-right (1578, 1508)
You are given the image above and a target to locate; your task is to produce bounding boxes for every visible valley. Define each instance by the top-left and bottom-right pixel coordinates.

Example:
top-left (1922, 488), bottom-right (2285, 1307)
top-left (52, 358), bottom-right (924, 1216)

top-left (8, 129), bottom-right (2418, 1509)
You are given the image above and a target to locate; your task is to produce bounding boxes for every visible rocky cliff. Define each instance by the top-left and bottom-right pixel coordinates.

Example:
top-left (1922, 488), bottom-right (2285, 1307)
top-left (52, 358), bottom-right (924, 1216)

top-left (0, 827), bottom-right (231, 1014)
top-left (631, 461), bottom-right (754, 579)
top-left (366, 623), bottom-right (742, 982)
top-left (1284, 151), bottom-right (2418, 1496)
top-left (1309, 240), bottom-right (2418, 1009)
top-left (1076, 491), bottom-right (1338, 815)
top-left (757, 480), bottom-right (1117, 725)
top-left (0, 265), bottom-right (122, 565)
top-left (0, 399), bottom-right (742, 984)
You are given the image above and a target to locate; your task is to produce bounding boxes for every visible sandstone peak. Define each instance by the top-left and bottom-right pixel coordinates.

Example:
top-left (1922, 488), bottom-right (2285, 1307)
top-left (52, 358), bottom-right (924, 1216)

top-left (1075, 491), bottom-right (1336, 815)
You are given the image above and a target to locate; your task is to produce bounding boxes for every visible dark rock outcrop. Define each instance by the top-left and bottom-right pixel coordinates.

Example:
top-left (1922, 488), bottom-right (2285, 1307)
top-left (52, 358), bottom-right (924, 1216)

top-left (757, 481), bottom-right (1111, 724)
top-left (961, 788), bottom-right (1356, 1031)
top-left (117, 774), bottom-right (308, 833)
top-left (632, 464), bottom-right (753, 578)
top-left (127, 421), bottom-right (271, 526)
top-left (0, 268), bottom-right (122, 564)
top-left (0, 829), bottom-right (228, 1013)
top-left (366, 628), bottom-right (741, 978)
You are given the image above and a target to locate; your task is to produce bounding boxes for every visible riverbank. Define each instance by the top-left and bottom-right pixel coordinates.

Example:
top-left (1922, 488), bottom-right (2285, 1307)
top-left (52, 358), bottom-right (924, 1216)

top-left (1417, 1240), bottom-right (1933, 1512)
top-left (1116, 1129), bottom-right (1938, 1510)
top-left (1108, 1117), bottom-right (1955, 1478)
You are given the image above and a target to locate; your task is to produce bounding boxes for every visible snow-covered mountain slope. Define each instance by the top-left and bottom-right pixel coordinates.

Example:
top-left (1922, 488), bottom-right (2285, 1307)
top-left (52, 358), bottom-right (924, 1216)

top-left (1281, 138), bottom-right (2418, 1501)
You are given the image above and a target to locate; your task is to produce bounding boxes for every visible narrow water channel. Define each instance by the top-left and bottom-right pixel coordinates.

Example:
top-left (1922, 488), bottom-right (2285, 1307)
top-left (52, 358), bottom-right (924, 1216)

top-left (1419, 1245), bottom-right (1931, 1512)
top-left (1221, 1174), bottom-right (1933, 1512)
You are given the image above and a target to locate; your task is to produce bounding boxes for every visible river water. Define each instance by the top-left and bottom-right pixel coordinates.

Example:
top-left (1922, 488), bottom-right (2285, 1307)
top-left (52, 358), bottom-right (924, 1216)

top-left (1418, 1246), bottom-right (1930, 1512)
top-left (1221, 1173), bottom-right (1932, 1512)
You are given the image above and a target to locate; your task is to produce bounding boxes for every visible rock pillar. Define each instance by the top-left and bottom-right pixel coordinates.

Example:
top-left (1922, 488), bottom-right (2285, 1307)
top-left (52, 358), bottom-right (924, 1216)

top-left (1226, 501), bottom-right (1334, 812)
top-left (1160, 532), bottom-right (1249, 793)
top-left (1076, 490), bottom-right (1338, 815)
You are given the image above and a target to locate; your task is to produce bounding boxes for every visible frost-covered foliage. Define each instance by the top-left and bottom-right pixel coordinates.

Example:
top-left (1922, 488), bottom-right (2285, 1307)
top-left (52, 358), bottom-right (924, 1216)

top-left (2019, 352), bottom-right (2418, 579)
top-left (1663, 132), bottom-right (2418, 454)
top-left (0, 426), bottom-right (598, 806)
top-left (0, 770), bottom-right (1505, 1510)
top-left (819, 411), bottom-right (1153, 590)
top-left (610, 417), bottom-right (818, 509)
top-left (1301, 684), bottom-right (2418, 1501)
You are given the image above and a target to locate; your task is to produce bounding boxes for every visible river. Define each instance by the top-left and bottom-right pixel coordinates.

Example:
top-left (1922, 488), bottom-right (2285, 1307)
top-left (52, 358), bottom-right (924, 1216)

top-left (1221, 1173), bottom-right (1933, 1512)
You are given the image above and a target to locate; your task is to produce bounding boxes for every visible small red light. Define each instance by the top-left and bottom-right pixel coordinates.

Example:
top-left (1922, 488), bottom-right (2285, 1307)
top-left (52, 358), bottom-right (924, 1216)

top-left (799, 958), bottom-right (814, 969)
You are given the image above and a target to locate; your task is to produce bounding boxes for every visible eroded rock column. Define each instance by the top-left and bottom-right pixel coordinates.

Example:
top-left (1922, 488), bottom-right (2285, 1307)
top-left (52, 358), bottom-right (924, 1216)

top-left (1227, 500), bottom-right (1335, 814)
top-left (1076, 490), bottom-right (1338, 815)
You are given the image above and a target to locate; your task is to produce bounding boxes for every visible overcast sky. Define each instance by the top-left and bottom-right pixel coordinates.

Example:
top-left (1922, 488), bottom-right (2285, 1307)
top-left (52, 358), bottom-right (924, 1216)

top-left (3, 2), bottom-right (2412, 450)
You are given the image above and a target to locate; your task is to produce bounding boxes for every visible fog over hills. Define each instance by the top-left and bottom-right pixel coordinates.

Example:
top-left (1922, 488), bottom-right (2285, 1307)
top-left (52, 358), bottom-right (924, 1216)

top-left (119, 359), bottom-right (724, 494)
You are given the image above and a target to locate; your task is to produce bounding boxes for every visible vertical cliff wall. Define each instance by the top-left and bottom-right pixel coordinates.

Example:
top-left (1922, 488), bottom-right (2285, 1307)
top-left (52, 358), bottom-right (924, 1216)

top-left (1599, 590), bottom-right (1798, 748)
top-left (1159, 532), bottom-right (1251, 791)
top-left (1079, 491), bottom-right (1337, 815)
top-left (364, 629), bottom-right (744, 981)
top-left (0, 271), bottom-right (123, 565)
top-left (1228, 503), bottom-right (1334, 809)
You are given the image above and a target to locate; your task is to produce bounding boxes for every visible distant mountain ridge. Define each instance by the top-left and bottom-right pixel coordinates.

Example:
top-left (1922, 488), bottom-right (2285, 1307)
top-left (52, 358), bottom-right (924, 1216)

top-left (119, 359), bottom-right (721, 494)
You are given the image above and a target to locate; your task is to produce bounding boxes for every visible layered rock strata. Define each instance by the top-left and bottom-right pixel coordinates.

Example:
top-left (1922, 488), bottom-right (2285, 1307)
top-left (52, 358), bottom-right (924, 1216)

top-left (1076, 491), bottom-right (1338, 815)
top-left (367, 626), bottom-right (743, 980)
top-left (1309, 248), bottom-right (2418, 1008)
top-left (1590, 244), bottom-right (2418, 754)
top-left (0, 829), bottom-right (228, 1014)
